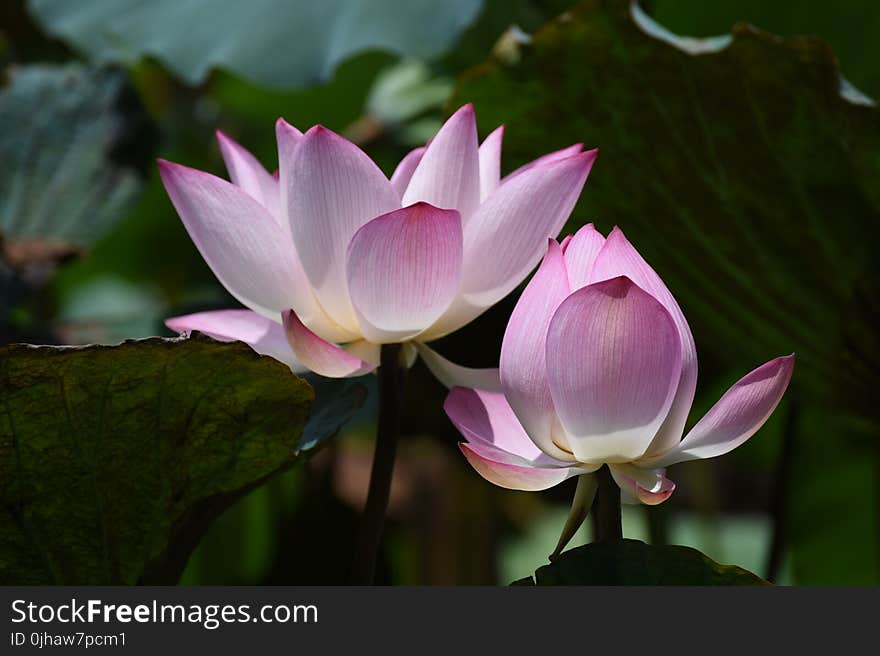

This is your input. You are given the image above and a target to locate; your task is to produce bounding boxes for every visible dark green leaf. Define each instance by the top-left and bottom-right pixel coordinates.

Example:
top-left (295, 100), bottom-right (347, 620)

top-left (520, 539), bottom-right (768, 585)
top-left (298, 374), bottom-right (369, 455)
top-left (454, 0), bottom-right (880, 419)
top-left (510, 575), bottom-right (536, 585)
top-left (0, 334), bottom-right (336, 585)
top-left (28, 0), bottom-right (484, 88)
top-left (651, 0), bottom-right (880, 99)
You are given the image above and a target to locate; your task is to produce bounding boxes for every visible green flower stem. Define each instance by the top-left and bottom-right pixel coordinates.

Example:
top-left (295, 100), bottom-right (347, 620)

top-left (351, 343), bottom-right (407, 584)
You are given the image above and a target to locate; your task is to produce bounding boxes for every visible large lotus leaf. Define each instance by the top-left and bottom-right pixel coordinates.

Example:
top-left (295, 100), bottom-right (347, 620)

top-left (27, 0), bottom-right (484, 88)
top-left (651, 0), bottom-right (880, 99)
top-left (454, 0), bottom-right (880, 419)
top-left (0, 64), bottom-right (144, 254)
top-left (0, 334), bottom-right (362, 585)
top-left (513, 539), bottom-right (768, 585)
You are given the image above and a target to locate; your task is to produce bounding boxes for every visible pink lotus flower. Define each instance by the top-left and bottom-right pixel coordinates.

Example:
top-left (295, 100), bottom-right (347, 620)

top-left (445, 225), bottom-right (794, 513)
top-left (159, 105), bottom-right (596, 382)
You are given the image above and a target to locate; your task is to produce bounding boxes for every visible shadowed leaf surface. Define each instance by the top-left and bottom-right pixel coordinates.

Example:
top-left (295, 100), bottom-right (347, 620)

top-left (0, 334), bottom-right (345, 585)
top-left (517, 539), bottom-right (768, 585)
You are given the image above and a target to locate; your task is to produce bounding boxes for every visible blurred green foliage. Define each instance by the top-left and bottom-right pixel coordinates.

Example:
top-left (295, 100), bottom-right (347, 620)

top-left (0, 0), bottom-right (877, 584)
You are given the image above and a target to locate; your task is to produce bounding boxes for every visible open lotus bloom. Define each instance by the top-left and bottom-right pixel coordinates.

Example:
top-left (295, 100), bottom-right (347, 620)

top-left (444, 225), bottom-right (794, 522)
top-left (159, 105), bottom-right (596, 382)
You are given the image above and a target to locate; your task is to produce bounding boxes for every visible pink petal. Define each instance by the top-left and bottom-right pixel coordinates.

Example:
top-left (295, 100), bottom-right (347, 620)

top-left (216, 130), bottom-right (280, 218)
top-left (500, 239), bottom-right (574, 462)
top-left (563, 223), bottom-right (606, 290)
top-left (282, 310), bottom-right (377, 378)
top-left (415, 343), bottom-right (501, 391)
top-left (545, 276), bottom-right (682, 463)
top-left (647, 355), bottom-right (795, 467)
top-left (589, 227), bottom-right (698, 460)
top-left (345, 202), bottom-right (462, 343)
top-left (458, 149), bottom-right (597, 309)
top-left (389, 146), bottom-right (425, 198)
top-left (444, 389), bottom-right (594, 493)
top-left (166, 309), bottom-right (302, 371)
top-left (478, 125), bottom-right (504, 202)
top-left (446, 387), bottom-right (553, 462)
top-left (276, 117), bottom-right (303, 142)
top-left (274, 118), bottom-right (303, 229)
top-left (609, 464), bottom-right (676, 505)
top-left (402, 104), bottom-right (480, 221)
top-left (503, 143), bottom-right (584, 183)
top-left (459, 442), bottom-right (581, 491)
top-left (415, 295), bottom-right (490, 342)
top-left (281, 125), bottom-right (399, 333)
top-left (158, 160), bottom-right (306, 320)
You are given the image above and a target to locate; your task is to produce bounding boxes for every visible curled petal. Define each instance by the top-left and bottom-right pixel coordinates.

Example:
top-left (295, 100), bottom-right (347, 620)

top-left (459, 442), bottom-right (582, 492)
top-left (216, 130), bottom-right (280, 218)
top-left (546, 276), bottom-right (682, 463)
top-left (589, 227), bottom-right (698, 460)
top-left (500, 240), bottom-right (573, 461)
top-left (389, 146), bottom-right (425, 198)
top-left (478, 125), bottom-right (504, 201)
top-left (158, 160), bottom-right (307, 320)
top-left (282, 310), bottom-right (377, 378)
top-left (646, 355), bottom-right (795, 467)
top-left (402, 104), bottom-right (480, 220)
top-left (345, 203), bottom-right (462, 343)
top-left (445, 387), bottom-right (595, 490)
top-left (166, 310), bottom-right (302, 372)
top-left (445, 387), bottom-right (546, 462)
top-left (282, 125), bottom-right (399, 333)
top-left (416, 343), bottom-right (501, 391)
top-left (459, 149), bottom-right (597, 309)
top-left (609, 464), bottom-right (675, 505)
top-left (563, 223), bottom-right (605, 290)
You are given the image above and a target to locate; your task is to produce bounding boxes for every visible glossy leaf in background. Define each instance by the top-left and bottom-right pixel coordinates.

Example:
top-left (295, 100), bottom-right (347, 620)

top-left (0, 64), bottom-right (149, 338)
top-left (0, 64), bottom-right (150, 342)
top-left (27, 0), bottom-right (484, 88)
top-left (0, 334), bottom-right (365, 585)
top-left (0, 64), bottom-right (145, 251)
top-left (454, 0), bottom-right (880, 582)
top-left (512, 539), bottom-right (768, 585)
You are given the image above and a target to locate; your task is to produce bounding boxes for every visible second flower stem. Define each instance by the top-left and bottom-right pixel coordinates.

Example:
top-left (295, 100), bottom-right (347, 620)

top-left (594, 465), bottom-right (623, 542)
top-left (350, 343), bottom-right (406, 585)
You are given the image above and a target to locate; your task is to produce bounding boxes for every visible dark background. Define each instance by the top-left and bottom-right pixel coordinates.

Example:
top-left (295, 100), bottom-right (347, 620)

top-left (1, 0), bottom-right (877, 584)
